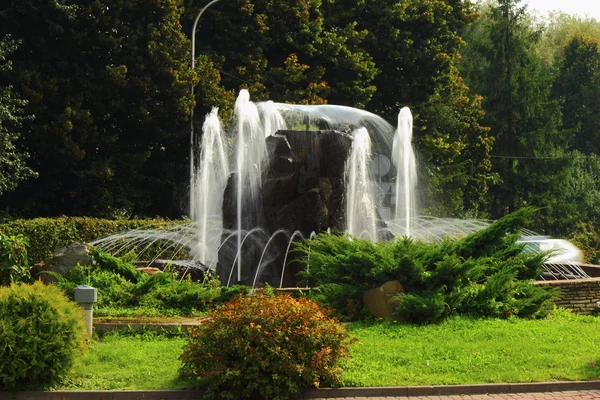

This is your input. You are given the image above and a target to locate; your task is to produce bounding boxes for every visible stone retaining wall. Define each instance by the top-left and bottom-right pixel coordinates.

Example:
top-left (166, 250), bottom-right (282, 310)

top-left (534, 278), bottom-right (600, 314)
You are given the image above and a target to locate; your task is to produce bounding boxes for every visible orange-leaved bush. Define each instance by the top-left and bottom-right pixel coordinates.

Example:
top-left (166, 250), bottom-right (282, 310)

top-left (179, 290), bottom-right (351, 400)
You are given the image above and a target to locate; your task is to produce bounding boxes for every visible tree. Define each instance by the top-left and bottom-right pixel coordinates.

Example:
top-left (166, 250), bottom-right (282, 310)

top-left (553, 34), bottom-right (600, 154)
top-left (417, 64), bottom-right (495, 216)
top-left (0, 36), bottom-right (36, 197)
top-left (321, 0), bottom-right (476, 121)
top-left (0, 0), bottom-right (195, 217)
top-left (184, 0), bottom-right (377, 107)
top-left (460, 0), bottom-right (568, 224)
top-left (535, 11), bottom-right (600, 68)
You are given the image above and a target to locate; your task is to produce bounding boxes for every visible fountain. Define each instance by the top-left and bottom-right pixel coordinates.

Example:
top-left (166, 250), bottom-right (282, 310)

top-left (94, 91), bottom-right (449, 286)
top-left (91, 90), bottom-right (590, 286)
top-left (204, 90), bottom-right (408, 286)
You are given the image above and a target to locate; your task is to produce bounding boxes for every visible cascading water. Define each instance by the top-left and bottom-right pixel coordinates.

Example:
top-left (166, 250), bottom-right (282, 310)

top-left (94, 93), bottom-right (427, 286)
top-left (191, 108), bottom-right (229, 265)
top-left (260, 100), bottom-right (288, 138)
top-left (233, 90), bottom-right (267, 282)
top-left (346, 127), bottom-right (378, 240)
top-left (392, 107), bottom-right (417, 236)
top-left (91, 92), bottom-right (588, 286)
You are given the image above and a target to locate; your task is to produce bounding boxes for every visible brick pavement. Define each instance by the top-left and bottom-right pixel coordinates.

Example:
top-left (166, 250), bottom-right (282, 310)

top-left (301, 390), bottom-right (600, 400)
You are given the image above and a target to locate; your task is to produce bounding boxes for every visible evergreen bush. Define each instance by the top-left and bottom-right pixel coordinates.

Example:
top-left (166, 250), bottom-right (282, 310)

top-left (0, 282), bottom-right (86, 390)
top-left (298, 207), bottom-right (559, 322)
top-left (179, 290), bottom-right (350, 400)
top-left (51, 249), bottom-right (220, 315)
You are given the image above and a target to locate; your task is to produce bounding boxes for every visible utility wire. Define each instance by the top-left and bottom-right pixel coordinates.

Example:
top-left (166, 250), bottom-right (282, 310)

top-left (491, 154), bottom-right (600, 160)
top-left (217, 69), bottom-right (254, 85)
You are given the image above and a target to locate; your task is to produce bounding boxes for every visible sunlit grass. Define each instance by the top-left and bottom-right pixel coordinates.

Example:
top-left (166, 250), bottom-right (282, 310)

top-left (342, 310), bottom-right (600, 386)
top-left (56, 310), bottom-right (600, 390)
top-left (58, 333), bottom-right (187, 390)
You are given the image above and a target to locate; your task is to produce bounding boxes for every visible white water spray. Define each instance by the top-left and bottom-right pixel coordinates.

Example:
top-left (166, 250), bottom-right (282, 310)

top-left (346, 127), bottom-right (378, 240)
top-left (392, 107), bottom-right (417, 236)
top-left (191, 108), bottom-right (229, 265)
top-left (234, 90), bottom-right (267, 282)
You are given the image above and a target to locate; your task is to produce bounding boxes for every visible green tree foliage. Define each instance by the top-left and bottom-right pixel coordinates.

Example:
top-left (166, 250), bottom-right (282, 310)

top-left (298, 208), bottom-right (558, 323)
top-left (553, 34), bottom-right (600, 153)
top-left (327, 0), bottom-right (476, 121)
top-left (0, 0), bottom-right (194, 218)
top-left (460, 0), bottom-right (571, 225)
top-left (185, 0), bottom-right (378, 108)
top-left (0, 36), bottom-right (37, 196)
top-left (536, 11), bottom-right (600, 67)
top-left (417, 64), bottom-right (495, 215)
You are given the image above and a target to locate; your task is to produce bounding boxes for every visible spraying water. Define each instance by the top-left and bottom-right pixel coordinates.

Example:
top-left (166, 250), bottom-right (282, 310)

top-left (259, 100), bottom-right (288, 137)
top-left (233, 90), bottom-right (267, 282)
top-left (346, 127), bottom-right (378, 240)
top-left (392, 107), bottom-right (417, 236)
top-left (191, 108), bottom-right (230, 265)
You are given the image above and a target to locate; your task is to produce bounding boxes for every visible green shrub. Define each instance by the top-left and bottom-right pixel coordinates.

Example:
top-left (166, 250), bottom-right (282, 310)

top-left (89, 247), bottom-right (142, 283)
top-left (0, 282), bottom-right (86, 390)
top-left (51, 250), bottom-right (220, 316)
top-left (299, 207), bottom-right (559, 322)
top-left (0, 233), bottom-right (31, 285)
top-left (179, 291), bottom-right (350, 400)
top-left (212, 284), bottom-right (252, 303)
top-left (569, 221), bottom-right (600, 264)
top-left (134, 273), bottom-right (219, 313)
top-left (0, 217), bottom-right (183, 264)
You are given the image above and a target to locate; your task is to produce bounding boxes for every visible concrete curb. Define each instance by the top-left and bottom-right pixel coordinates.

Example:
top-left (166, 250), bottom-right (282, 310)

top-left (302, 380), bottom-right (600, 398)
top-left (1, 381), bottom-right (599, 399)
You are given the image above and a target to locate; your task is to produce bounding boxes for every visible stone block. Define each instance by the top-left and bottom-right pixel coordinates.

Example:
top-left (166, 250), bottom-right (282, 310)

top-left (363, 280), bottom-right (403, 319)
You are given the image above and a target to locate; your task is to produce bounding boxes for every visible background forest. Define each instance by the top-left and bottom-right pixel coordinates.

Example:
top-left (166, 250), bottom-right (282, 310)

top-left (1, 0), bottom-right (600, 253)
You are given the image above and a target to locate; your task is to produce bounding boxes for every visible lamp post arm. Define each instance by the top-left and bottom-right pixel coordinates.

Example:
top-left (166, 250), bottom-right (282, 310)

top-left (190, 0), bottom-right (224, 219)
top-left (191, 0), bottom-right (223, 70)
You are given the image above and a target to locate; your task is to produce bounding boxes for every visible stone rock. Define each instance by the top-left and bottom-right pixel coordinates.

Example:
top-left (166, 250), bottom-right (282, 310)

top-left (218, 129), bottom-right (388, 287)
top-left (363, 280), bottom-right (404, 319)
top-left (37, 242), bottom-right (93, 282)
top-left (137, 267), bottom-right (162, 275)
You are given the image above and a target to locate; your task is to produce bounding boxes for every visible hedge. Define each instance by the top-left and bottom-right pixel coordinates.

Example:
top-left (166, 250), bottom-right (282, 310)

top-left (0, 217), bottom-right (184, 264)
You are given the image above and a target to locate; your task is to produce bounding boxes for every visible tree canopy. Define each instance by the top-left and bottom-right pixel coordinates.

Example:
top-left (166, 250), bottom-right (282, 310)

top-left (0, 0), bottom-right (194, 217)
top-left (0, 35), bottom-right (37, 198)
top-left (2, 0), bottom-right (600, 251)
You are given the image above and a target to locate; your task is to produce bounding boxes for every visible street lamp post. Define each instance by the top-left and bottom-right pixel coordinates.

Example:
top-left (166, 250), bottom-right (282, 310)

top-left (190, 0), bottom-right (223, 219)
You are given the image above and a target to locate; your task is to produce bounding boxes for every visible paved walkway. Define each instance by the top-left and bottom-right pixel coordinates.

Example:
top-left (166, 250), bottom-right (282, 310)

top-left (301, 390), bottom-right (600, 399)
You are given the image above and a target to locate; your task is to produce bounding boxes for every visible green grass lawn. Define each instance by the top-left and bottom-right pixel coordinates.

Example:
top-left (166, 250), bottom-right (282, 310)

top-left (343, 310), bottom-right (600, 387)
top-left (57, 311), bottom-right (600, 390)
top-left (58, 334), bottom-right (188, 390)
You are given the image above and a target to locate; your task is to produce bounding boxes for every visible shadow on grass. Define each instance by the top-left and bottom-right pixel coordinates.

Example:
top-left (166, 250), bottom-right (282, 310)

top-left (583, 358), bottom-right (600, 380)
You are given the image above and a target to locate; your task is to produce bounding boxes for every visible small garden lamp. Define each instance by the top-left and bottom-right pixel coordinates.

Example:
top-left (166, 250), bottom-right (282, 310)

top-left (74, 285), bottom-right (97, 338)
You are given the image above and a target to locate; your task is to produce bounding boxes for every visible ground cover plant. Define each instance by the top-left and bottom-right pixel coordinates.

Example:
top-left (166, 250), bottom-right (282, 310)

top-left (298, 207), bottom-right (558, 322)
top-left (53, 310), bottom-right (600, 390)
top-left (51, 247), bottom-right (221, 317)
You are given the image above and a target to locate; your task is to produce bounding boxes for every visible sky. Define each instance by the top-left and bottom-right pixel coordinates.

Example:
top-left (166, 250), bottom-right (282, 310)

top-left (522, 0), bottom-right (600, 20)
